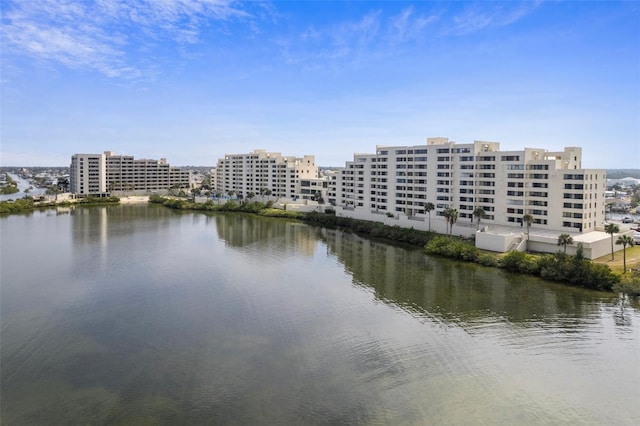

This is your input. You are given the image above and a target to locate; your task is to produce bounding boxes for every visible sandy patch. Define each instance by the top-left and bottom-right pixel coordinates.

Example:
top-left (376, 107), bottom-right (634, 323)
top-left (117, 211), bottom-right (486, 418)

top-left (119, 196), bottom-right (150, 204)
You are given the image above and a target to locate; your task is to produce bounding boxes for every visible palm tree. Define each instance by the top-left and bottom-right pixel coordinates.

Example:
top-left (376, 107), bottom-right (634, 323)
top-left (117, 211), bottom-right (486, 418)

top-left (522, 214), bottom-right (534, 252)
top-left (616, 235), bottom-right (634, 273)
top-left (442, 208), bottom-right (451, 235)
top-left (425, 202), bottom-right (435, 232)
top-left (557, 233), bottom-right (574, 254)
top-left (473, 206), bottom-right (487, 230)
top-left (605, 223), bottom-right (620, 261)
top-left (443, 207), bottom-right (458, 235)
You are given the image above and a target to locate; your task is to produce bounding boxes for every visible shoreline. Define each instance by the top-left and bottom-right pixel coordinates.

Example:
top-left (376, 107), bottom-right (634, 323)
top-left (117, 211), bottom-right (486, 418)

top-left (119, 195), bottom-right (150, 204)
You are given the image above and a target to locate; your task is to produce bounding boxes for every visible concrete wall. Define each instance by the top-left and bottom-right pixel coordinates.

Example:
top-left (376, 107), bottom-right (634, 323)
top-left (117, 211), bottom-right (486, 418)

top-left (335, 207), bottom-right (476, 238)
top-left (476, 230), bottom-right (522, 253)
top-left (526, 232), bottom-right (627, 260)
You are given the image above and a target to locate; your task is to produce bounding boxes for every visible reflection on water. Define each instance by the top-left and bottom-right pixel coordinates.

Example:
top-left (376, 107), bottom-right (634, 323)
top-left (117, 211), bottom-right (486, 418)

top-left (319, 227), bottom-right (611, 325)
top-left (1, 206), bottom-right (639, 425)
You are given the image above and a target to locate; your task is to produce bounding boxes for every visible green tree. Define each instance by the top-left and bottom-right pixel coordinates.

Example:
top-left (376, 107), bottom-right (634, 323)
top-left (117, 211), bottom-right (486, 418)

top-left (557, 233), bottom-right (574, 254)
top-left (425, 202), bottom-right (435, 232)
top-left (443, 207), bottom-right (458, 235)
top-left (605, 223), bottom-right (620, 261)
top-left (523, 214), bottom-right (534, 252)
top-left (472, 206), bottom-right (487, 230)
top-left (616, 234), bottom-right (635, 273)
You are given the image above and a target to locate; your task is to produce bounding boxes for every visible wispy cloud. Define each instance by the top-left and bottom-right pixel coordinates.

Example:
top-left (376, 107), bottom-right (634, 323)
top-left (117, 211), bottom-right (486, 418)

top-left (450, 1), bottom-right (541, 35)
top-left (387, 6), bottom-right (438, 44)
top-left (1, 0), bottom-right (256, 78)
top-left (285, 7), bottom-right (439, 69)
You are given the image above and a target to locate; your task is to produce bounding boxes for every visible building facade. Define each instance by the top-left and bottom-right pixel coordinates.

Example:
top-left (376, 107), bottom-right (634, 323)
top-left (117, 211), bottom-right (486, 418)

top-left (104, 151), bottom-right (191, 193)
top-left (215, 149), bottom-right (318, 199)
top-left (70, 153), bottom-right (107, 195)
top-left (70, 151), bottom-right (191, 195)
top-left (331, 138), bottom-right (605, 234)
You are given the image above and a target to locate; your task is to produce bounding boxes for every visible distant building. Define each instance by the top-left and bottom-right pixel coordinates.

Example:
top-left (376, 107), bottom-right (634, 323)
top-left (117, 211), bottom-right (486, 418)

top-left (70, 151), bottom-right (191, 195)
top-left (214, 149), bottom-right (318, 199)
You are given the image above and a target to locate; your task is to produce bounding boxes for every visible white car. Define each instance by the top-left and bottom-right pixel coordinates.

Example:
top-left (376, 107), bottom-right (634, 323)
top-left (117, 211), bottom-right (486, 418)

top-left (634, 231), bottom-right (640, 244)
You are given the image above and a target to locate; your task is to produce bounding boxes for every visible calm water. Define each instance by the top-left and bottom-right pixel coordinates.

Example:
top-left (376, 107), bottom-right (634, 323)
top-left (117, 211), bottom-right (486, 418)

top-left (1, 205), bottom-right (639, 425)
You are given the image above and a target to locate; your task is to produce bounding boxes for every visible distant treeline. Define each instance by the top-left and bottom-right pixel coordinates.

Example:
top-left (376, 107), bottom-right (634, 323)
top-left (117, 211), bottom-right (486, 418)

top-left (607, 169), bottom-right (640, 179)
top-left (0, 196), bottom-right (120, 214)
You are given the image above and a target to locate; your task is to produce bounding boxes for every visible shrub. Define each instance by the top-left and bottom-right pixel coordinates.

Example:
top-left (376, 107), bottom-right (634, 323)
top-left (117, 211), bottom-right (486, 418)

top-left (613, 274), bottom-right (640, 296)
top-left (260, 208), bottom-right (305, 219)
top-left (478, 253), bottom-right (498, 267)
top-left (499, 251), bottom-right (539, 274)
top-left (459, 244), bottom-right (479, 262)
top-left (424, 236), bottom-right (478, 261)
top-left (537, 253), bottom-right (571, 282)
top-left (569, 260), bottom-right (618, 291)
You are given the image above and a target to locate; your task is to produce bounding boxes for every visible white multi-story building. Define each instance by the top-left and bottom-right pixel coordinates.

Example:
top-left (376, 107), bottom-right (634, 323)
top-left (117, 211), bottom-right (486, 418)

top-left (70, 151), bottom-right (191, 195)
top-left (331, 138), bottom-right (606, 234)
top-left (104, 151), bottom-right (190, 193)
top-left (215, 149), bottom-right (318, 199)
top-left (70, 153), bottom-right (107, 195)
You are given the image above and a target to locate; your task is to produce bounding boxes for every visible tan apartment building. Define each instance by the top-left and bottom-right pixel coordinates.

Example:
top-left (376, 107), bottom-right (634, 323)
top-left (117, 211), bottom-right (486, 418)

top-left (215, 149), bottom-right (318, 199)
top-left (70, 151), bottom-right (191, 195)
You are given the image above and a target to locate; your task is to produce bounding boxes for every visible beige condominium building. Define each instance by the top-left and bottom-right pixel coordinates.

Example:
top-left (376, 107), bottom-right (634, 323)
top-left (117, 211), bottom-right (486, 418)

top-left (215, 149), bottom-right (318, 199)
top-left (70, 151), bottom-right (191, 195)
top-left (70, 153), bottom-right (107, 195)
top-left (332, 137), bottom-right (605, 233)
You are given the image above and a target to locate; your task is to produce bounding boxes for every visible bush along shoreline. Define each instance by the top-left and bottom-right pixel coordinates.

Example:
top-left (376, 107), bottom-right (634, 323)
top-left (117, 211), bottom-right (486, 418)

top-left (0, 196), bottom-right (121, 214)
top-left (424, 236), bottom-right (619, 291)
top-left (151, 196), bottom-right (636, 294)
top-left (148, 195), bottom-right (307, 219)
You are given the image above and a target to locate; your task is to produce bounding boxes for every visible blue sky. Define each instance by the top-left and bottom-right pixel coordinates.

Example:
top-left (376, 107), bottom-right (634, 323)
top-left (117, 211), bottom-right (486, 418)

top-left (1, 0), bottom-right (639, 168)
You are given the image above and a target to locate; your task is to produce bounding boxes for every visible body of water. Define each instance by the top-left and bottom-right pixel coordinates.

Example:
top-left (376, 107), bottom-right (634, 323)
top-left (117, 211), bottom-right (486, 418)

top-left (0, 174), bottom-right (47, 201)
top-left (1, 205), bottom-right (639, 425)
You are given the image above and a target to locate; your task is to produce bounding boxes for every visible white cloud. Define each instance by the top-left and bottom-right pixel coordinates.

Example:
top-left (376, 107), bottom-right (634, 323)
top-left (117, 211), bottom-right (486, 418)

top-left (387, 6), bottom-right (438, 43)
top-left (450, 1), bottom-right (541, 35)
top-left (1, 0), bottom-right (256, 78)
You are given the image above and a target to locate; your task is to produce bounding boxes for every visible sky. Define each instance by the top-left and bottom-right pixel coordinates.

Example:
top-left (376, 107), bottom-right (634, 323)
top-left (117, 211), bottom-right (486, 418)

top-left (1, 0), bottom-right (639, 168)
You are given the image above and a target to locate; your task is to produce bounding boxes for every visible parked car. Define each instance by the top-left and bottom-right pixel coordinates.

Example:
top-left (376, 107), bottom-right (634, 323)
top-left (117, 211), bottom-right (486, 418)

top-left (622, 217), bottom-right (634, 223)
top-left (634, 232), bottom-right (640, 244)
